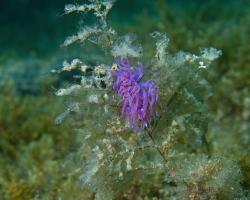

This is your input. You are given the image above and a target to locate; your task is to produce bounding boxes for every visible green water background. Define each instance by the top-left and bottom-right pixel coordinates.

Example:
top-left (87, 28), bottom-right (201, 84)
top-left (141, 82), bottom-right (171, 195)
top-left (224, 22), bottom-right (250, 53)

top-left (0, 0), bottom-right (249, 198)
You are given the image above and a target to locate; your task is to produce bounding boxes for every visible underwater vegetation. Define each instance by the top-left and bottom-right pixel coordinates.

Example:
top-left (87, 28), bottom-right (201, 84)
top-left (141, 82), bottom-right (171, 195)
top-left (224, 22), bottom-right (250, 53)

top-left (0, 0), bottom-right (250, 199)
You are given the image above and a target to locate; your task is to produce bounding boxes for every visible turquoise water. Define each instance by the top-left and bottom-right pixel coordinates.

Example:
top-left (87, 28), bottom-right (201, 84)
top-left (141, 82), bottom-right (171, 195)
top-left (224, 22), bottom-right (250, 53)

top-left (0, 0), bottom-right (249, 199)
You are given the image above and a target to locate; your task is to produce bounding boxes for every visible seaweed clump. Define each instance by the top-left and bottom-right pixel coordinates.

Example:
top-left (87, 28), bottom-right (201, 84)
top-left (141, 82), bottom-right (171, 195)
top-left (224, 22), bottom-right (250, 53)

top-left (51, 0), bottom-right (247, 199)
top-left (0, 0), bottom-right (249, 199)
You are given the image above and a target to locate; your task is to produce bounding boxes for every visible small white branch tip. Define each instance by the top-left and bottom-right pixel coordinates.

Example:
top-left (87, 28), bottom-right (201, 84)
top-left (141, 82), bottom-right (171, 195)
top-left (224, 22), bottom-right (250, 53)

top-left (63, 1), bottom-right (116, 47)
top-left (64, 0), bottom-right (115, 16)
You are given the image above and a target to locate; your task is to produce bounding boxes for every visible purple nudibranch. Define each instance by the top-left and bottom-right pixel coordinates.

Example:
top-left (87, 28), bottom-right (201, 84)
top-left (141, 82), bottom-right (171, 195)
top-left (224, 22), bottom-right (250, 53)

top-left (112, 58), bottom-right (159, 132)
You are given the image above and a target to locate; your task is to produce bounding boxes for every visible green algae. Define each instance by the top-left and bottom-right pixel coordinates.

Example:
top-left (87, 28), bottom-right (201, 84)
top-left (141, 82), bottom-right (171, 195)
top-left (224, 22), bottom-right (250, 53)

top-left (0, 0), bottom-right (249, 199)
